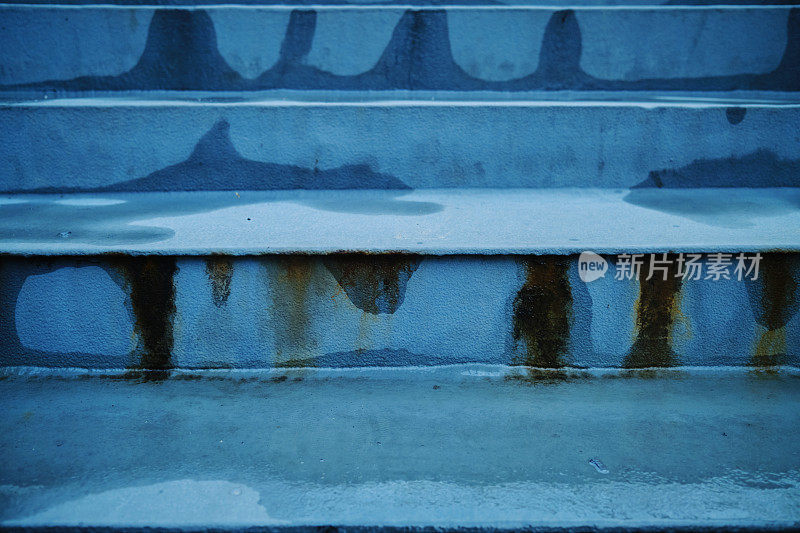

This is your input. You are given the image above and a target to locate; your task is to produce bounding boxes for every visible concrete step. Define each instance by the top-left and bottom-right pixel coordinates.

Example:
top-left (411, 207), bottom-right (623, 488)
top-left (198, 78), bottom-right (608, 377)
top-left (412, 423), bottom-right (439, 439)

top-left (1, 366), bottom-right (799, 529)
top-left (1, 6), bottom-right (798, 93)
top-left (3, 0), bottom-right (798, 4)
top-left (2, 97), bottom-right (799, 191)
top-left (0, 188), bottom-right (797, 371)
top-left (1, 189), bottom-right (799, 255)
top-left (2, 251), bottom-right (797, 370)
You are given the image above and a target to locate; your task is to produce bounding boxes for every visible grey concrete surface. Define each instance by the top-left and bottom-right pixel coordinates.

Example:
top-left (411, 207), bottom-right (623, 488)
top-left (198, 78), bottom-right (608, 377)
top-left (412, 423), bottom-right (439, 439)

top-left (1, 189), bottom-right (799, 255)
top-left (1, 366), bottom-right (799, 529)
top-left (2, 101), bottom-right (799, 191)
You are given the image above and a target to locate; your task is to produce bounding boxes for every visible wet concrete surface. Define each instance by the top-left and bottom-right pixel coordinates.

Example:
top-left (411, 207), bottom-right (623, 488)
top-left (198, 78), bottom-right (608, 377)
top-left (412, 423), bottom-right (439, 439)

top-left (0, 366), bottom-right (799, 529)
top-left (0, 189), bottom-right (798, 255)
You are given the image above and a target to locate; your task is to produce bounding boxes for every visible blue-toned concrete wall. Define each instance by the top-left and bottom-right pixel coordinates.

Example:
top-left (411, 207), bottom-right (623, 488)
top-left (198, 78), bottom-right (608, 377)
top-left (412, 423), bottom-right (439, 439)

top-left (0, 254), bottom-right (797, 369)
top-left (0, 7), bottom-right (796, 92)
top-left (1, 104), bottom-right (798, 191)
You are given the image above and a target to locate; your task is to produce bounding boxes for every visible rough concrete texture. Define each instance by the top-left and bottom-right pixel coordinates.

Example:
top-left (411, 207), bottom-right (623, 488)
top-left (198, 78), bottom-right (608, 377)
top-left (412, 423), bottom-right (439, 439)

top-left (1, 102), bottom-right (799, 191)
top-left (0, 7), bottom-right (797, 91)
top-left (0, 367), bottom-right (799, 529)
top-left (0, 253), bottom-right (797, 369)
top-left (0, 190), bottom-right (798, 255)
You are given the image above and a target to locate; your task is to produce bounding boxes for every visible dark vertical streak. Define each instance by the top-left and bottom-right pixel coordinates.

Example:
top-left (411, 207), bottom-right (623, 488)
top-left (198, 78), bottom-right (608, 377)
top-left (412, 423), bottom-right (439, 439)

top-left (205, 256), bottom-right (233, 307)
top-left (748, 253), bottom-right (799, 367)
top-left (267, 257), bottom-right (315, 368)
top-left (113, 256), bottom-right (177, 378)
top-left (512, 257), bottom-right (572, 368)
top-left (624, 254), bottom-right (682, 368)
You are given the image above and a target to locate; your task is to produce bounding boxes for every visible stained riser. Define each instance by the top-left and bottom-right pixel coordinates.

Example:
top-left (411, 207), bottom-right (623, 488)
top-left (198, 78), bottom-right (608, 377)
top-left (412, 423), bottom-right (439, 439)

top-left (0, 7), bottom-right (798, 92)
top-left (1, 253), bottom-right (797, 370)
top-left (2, 104), bottom-right (799, 192)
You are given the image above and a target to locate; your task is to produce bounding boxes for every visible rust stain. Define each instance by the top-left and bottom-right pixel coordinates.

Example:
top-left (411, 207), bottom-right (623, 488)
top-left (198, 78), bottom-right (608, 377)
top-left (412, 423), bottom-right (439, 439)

top-left (323, 253), bottom-right (420, 314)
top-left (267, 257), bottom-right (316, 368)
top-left (355, 310), bottom-right (381, 355)
top-left (624, 254), bottom-right (682, 368)
top-left (753, 328), bottom-right (787, 367)
top-left (750, 253), bottom-right (798, 367)
top-left (512, 257), bottom-right (572, 368)
top-left (112, 256), bottom-right (177, 380)
top-left (505, 368), bottom-right (590, 385)
top-left (205, 256), bottom-right (233, 307)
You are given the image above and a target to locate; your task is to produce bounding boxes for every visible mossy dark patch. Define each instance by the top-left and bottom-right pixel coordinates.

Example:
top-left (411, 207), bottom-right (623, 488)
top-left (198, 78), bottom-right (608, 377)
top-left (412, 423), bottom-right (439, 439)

top-left (505, 368), bottom-right (590, 385)
top-left (748, 253), bottom-right (799, 367)
top-left (205, 256), bottom-right (233, 307)
top-left (512, 257), bottom-right (572, 368)
top-left (624, 254), bottom-right (682, 368)
top-left (111, 256), bottom-right (177, 379)
top-left (323, 254), bottom-right (420, 314)
top-left (607, 368), bottom-right (687, 380)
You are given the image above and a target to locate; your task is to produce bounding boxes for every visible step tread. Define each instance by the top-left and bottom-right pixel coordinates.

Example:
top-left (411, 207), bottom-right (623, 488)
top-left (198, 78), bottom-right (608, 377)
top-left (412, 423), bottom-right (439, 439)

top-left (1, 188), bottom-right (798, 255)
top-left (1, 366), bottom-right (799, 529)
top-left (4, 92), bottom-right (800, 105)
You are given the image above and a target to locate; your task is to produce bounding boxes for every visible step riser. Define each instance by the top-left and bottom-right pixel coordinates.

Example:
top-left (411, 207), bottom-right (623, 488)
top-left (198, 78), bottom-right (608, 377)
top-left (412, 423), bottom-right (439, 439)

top-left (3, 105), bottom-right (798, 191)
top-left (1, 253), bottom-right (797, 369)
top-left (1, 7), bottom-right (798, 92)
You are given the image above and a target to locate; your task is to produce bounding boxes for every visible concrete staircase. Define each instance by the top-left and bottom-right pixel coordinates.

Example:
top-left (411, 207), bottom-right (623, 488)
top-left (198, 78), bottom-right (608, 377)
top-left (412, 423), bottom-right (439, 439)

top-left (0, 0), bottom-right (799, 530)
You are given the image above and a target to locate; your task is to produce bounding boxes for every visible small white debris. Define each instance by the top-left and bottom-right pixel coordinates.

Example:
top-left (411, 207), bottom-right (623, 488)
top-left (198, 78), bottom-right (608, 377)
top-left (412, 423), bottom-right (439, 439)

top-left (589, 458), bottom-right (609, 474)
top-left (58, 231), bottom-right (71, 239)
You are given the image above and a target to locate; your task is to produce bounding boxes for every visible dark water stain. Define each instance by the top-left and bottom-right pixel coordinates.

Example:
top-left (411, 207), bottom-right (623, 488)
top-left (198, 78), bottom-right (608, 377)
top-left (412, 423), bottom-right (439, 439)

top-left (0, 192), bottom-right (440, 249)
top-left (512, 257), bottom-right (572, 368)
top-left (2, 119), bottom-right (435, 236)
top-left (252, 9), bottom-right (476, 90)
top-left (623, 151), bottom-right (800, 229)
top-left (745, 253), bottom-right (800, 366)
top-left (99, 119), bottom-right (408, 192)
top-left (7, 8), bottom-right (798, 92)
top-left (623, 187), bottom-right (800, 230)
top-left (0, 190), bottom-right (296, 247)
top-left (205, 256), bottom-right (233, 307)
top-left (726, 107), bottom-right (747, 125)
top-left (22, 119), bottom-right (408, 193)
top-left (624, 254), bottom-right (682, 368)
top-left (110, 256), bottom-right (177, 379)
top-left (266, 257), bottom-right (316, 367)
top-left (631, 150), bottom-right (800, 189)
top-left (0, 257), bottom-right (174, 368)
top-left (0, 199), bottom-right (177, 246)
top-left (323, 254), bottom-right (420, 314)
top-left (9, 10), bottom-right (243, 91)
